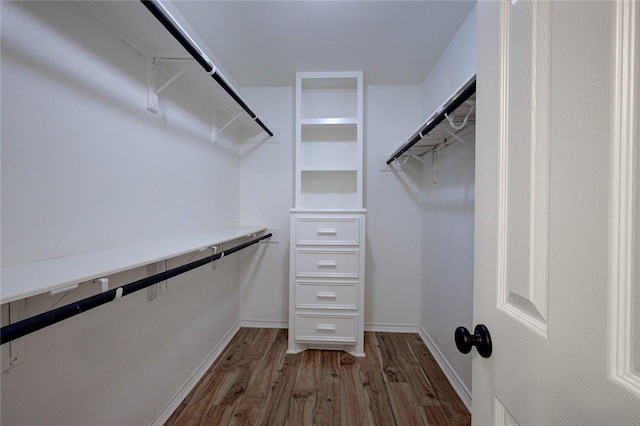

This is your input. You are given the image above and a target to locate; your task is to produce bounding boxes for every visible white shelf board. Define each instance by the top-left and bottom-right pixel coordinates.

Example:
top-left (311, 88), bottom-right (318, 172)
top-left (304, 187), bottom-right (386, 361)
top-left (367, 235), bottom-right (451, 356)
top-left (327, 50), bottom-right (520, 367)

top-left (0, 226), bottom-right (267, 304)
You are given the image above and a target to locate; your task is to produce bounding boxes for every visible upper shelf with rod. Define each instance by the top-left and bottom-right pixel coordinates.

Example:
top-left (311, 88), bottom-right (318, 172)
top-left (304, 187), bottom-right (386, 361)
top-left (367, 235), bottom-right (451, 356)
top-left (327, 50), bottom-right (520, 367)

top-left (80, 0), bottom-right (272, 139)
top-left (387, 77), bottom-right (476, 165)
top-left (140, 0), bottom-right (272, 138)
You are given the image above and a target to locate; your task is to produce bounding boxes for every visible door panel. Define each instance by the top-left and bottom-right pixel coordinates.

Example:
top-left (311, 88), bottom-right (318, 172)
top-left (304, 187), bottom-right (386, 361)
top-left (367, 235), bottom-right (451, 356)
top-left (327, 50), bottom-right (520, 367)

top-left (499, 0), bottom-right (551, 337)
top-left (474, 0), bottom-right (640, 423)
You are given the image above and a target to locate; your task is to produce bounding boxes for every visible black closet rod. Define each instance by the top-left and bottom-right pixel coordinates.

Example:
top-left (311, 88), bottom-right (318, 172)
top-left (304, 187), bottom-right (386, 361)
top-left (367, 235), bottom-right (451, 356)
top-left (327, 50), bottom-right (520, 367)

top-left (140, 0), bottom-right (274, 138)
top-left (386, 80), bottom-right (476, 165)
top-left (0, 233), bottom-right (272, 345)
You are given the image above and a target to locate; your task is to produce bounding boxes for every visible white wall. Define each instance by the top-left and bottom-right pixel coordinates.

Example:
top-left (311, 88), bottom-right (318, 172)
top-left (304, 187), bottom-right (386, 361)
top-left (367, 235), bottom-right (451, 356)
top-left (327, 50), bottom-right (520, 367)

top-left (364, 86), bottom-right (424, 329)
top-left (1, 2), bottom-right (257, 424)
top-left (238, 86), bottom-right (294, 327)
top-left (1, 2), bottom-right (240, 267)
top-left (419, 130), bottom-right (475, 396)
top-left (419, 5), bottom-right (477, 401)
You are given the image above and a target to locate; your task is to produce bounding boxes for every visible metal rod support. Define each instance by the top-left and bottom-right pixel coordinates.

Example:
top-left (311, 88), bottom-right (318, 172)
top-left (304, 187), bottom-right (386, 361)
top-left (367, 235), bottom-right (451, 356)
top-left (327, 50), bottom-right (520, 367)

top-left (0, 233), bottom-right (272, 345)
top-left (387, 79), bottom-right (476, 164)
top-left (140, 0), bottom-right (273, 137)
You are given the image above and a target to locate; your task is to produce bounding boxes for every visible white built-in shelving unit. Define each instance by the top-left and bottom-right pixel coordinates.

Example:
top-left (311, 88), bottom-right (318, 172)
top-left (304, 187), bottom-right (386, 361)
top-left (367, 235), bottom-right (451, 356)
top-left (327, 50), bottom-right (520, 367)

top-left (295, 73), bottom-right (363, 209)
top-left (289, 72), bottom-right (366, 356)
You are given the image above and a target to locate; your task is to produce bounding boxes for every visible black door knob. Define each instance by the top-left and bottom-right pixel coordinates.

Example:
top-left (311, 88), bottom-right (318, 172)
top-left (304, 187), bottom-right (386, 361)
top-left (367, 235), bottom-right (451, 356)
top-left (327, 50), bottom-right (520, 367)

top-left (455, 324), bottom-right (492, 358)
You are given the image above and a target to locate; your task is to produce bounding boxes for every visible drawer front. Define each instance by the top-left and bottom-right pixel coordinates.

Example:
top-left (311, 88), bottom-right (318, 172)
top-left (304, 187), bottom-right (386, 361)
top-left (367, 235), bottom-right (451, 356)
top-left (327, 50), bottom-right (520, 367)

top-left (296, 282), bottom-right (358, 309)
top-left (295, 314), bottom-right (357, 342)
top-left (296, 249), bottom-right (359, 278)
top-left (296, 217), bottom-right (360, 245)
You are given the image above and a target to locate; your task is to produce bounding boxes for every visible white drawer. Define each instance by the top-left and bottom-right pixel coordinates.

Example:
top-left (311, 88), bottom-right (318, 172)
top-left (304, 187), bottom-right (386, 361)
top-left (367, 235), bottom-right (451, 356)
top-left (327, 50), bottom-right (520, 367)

top-left (296, 217), bottom-right (360, 245)
top-left (296, 282), bottom-right (358, 309)
top-left (296, 249), bottom-right (359, 278)
top-left (295, 314), bottom-right (357, 343)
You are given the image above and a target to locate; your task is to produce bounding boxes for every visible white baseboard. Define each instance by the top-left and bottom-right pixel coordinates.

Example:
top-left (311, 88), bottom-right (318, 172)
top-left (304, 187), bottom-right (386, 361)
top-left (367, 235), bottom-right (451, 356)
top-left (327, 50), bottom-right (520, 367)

top-left (240, 319), bottom-right (288, 329)
top-left (147, 321), bottom-right (242, 426)
top-left (365, 323), bottom-right (420, 333)
top-left (418, 326), bottom-right (472, 411)
top-left (240, 321), bottom-right (419, 333)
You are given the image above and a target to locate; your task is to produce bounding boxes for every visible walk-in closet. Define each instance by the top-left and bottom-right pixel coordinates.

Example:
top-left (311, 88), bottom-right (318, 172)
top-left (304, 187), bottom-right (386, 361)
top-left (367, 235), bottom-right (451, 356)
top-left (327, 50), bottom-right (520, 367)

top-left (3, 1), bottom-right (639, 424)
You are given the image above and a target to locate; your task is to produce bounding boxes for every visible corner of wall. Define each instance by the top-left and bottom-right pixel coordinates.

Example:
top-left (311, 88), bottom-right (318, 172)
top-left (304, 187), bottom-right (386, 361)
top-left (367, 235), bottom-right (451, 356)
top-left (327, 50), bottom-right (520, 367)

top-left (417, 2), bottom-right (477, 401)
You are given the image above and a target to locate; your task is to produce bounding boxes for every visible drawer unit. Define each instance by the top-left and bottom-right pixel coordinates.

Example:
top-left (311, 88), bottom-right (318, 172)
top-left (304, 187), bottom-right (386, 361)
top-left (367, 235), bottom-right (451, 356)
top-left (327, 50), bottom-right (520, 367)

top-left (295, 282), bottom-right (358, 309)
top-left (294, 314), bottom-right (358, 343)
top-left (295, 249), bottom-right (359, 278)
top-left (289, 210), bottom-right (365, 357)
top-left (296, 217), bottom-right (360, 245)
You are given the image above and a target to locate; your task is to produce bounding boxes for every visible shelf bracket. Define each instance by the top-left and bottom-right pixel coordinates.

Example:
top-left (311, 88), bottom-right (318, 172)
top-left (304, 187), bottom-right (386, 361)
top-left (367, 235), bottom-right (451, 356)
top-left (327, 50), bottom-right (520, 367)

top-left (212, 108), bottom-right (243, 143)
top-left (439, 125), bottom-right (475, 151)
top-left (432, 150), bottom-right (439, 183)
top-left (210, 243), bottom-right (225, 270)
top-left (408, 154), bottom-right (430, 166)
top-left (7, 300), bottom-right (26, 371)
top-left (146, 57), bottom-right (195, 114)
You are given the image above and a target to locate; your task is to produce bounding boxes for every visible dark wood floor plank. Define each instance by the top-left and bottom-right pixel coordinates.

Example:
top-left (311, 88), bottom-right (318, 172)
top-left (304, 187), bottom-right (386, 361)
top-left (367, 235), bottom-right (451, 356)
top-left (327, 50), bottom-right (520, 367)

top-left (216, 365), bottom-right (252, 406)
top-left (314, 350), bottom-right (341, 424)
top-left (362, 372), bottom-right (397, 425)
top-left (243, 327), bottom-right (278, 363)
top-left (218, 329), bottom-right (282, 408)
top-left (229, 329), bottom-right (285, 424)
top-left (424, 405), bottom-right (455, 426)
top-left (339, 357), bottom-right (367, 426)
top-left (407, 362), bottom-right (442, 407)
top-left (227, 396), bottom-right (263, 426)
top-left (248, 328), bottom-right (288, 399)
top-left (358, 331), bottom-right (383, 372)
top-left (290, 349), bottom-right (320, 425)
top-left (387, 381), bottom-right (427, 426)
top-left (377, 332), bottom-right (408, 383)
top-left (215, 328), bottom-right (261, 373)
top-left (407, 335), bottom-right (470, 425)
top-left (257, 351), bottom-right (300, 426)
top-left (201, 404), bottom-right (235, 425)
top-left (388, 333), bottom-right (418, 368)
top-left (165, 329), bottom-right (470, 426)
top-left (165, 369), bottom-right (234, 426)
top-left (392, 333), bottom-right (441, 407)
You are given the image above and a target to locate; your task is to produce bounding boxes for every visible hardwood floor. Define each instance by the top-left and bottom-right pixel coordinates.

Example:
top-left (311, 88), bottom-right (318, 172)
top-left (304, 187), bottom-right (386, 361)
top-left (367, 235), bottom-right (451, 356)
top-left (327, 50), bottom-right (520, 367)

top-left (165, 328), bottom-right (470, 425)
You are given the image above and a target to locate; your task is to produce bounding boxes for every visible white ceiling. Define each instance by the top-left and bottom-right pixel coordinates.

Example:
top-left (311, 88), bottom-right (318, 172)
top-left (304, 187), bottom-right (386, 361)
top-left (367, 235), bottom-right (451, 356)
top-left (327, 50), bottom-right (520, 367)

top-left (171, 1), bottom-right (476, 87)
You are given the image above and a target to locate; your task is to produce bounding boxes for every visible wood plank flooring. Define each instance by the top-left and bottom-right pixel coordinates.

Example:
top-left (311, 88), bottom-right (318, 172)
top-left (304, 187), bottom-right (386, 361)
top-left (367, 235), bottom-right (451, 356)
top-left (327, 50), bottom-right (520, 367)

top-left (165, 328), bottom-right (470, 425)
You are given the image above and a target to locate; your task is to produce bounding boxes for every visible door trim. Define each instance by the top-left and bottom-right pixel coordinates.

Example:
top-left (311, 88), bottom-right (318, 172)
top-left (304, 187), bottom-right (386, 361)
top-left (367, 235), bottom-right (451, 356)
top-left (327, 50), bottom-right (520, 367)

top-left (609, 0), bottom-right (639, 397)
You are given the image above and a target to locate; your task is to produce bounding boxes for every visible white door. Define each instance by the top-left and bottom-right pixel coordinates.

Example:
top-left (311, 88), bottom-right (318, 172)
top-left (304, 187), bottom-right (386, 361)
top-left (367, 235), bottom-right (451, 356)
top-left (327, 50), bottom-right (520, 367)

top-left (470, 0), bottom-right (640, 424)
